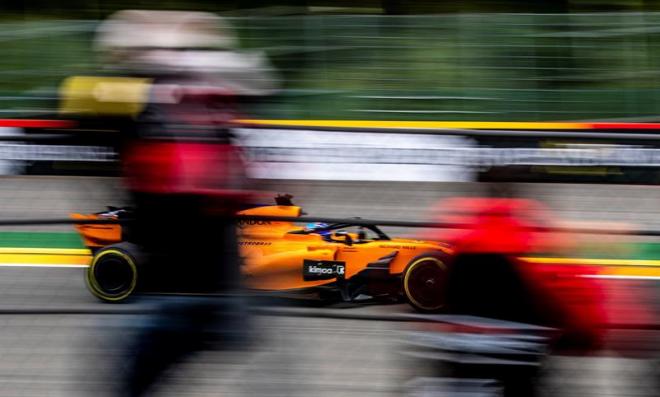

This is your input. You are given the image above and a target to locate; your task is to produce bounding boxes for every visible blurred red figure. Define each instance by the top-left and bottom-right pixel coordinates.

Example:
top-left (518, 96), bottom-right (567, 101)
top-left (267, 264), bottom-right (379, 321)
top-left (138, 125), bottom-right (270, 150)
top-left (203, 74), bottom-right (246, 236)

top-left (122, 87), bottom-right (250, 198)
top-left (117, 86), bottom-right (253, 397)
top-left (87, 10), bottom-right (278, 396)
top-left (425, 197), bottom-right (606, 350)
top-left (433, 198), bottom-right (564, 254)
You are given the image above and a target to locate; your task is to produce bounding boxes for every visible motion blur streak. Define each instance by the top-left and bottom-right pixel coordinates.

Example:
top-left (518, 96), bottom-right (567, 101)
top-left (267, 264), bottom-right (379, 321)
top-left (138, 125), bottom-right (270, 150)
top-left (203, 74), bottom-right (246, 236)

top-left (0, 2), bottom-right (658, 397)
top-left (61, 9), bottom-right (278, 397)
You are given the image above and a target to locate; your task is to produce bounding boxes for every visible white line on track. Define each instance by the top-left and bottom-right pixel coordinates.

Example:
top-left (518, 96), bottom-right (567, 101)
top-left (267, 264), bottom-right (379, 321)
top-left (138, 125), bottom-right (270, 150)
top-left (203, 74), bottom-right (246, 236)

top-left (0, 263), bottom-right (88, 268)
top-left (581, 274), bottom-right (660, 280)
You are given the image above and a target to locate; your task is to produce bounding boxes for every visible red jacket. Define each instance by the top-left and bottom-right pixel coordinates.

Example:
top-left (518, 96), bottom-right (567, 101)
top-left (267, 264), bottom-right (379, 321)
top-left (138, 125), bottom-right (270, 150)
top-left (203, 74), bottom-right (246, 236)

top-left (123, 140), bottom-right (249, 198)
top-left (426, 197), bottom-right (607, 348)
top-left (120, 86), bottom-right (254, 205)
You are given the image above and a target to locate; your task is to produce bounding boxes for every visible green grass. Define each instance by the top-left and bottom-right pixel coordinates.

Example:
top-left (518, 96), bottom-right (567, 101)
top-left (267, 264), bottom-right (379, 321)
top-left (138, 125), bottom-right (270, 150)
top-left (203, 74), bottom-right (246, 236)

top-left (0, 230), bottom-right (659, 262)
top-left (0, 232), bottom-right (85, 249)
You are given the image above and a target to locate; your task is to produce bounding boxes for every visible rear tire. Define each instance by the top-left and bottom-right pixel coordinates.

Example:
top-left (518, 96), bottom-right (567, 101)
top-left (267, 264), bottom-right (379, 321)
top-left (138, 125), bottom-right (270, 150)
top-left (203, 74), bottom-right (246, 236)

top-left (86, 242), bottom-right (140, 303)
top-left (403, 254), bottom-right (449, 313)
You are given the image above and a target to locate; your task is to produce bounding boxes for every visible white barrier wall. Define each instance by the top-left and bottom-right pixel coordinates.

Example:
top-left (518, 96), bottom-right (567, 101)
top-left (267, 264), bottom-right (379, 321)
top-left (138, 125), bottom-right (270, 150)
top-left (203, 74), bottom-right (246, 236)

top-left (234, 128), bottom-right (475, 182)
top-left (4, 127), bottom-right (660, 182)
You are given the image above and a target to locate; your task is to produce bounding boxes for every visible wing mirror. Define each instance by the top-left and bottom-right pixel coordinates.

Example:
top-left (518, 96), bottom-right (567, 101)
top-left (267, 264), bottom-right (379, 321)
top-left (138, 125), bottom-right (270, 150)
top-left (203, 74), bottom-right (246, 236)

top-left (334, 231), bottom-right (353, 246)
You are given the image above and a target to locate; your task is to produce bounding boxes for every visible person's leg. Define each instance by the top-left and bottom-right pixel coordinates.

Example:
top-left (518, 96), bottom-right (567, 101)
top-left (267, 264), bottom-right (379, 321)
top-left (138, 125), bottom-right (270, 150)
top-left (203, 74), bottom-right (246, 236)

top-left (122, 298), bottom-right (204, 397)
top-left (120, 194), bottom-right (204, 396)
top-left (119, 195), bottom-right (245, 396)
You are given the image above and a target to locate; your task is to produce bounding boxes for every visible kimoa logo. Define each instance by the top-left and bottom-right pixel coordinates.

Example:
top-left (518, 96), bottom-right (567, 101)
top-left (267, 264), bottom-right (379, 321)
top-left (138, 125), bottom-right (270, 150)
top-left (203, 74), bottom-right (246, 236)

top-left (308, 265), bottom-right (334, 274)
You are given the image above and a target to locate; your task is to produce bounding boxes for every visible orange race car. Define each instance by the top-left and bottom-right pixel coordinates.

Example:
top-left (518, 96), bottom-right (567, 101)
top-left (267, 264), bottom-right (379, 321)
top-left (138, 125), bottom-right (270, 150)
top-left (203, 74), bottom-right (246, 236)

top-left (72, 196), bottom-right (452, 311)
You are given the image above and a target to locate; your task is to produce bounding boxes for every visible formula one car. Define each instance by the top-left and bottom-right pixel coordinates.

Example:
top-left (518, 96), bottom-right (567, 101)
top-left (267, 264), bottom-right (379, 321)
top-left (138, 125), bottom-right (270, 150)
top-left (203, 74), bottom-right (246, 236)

top-left (72, 195), bottom-right (452, 312)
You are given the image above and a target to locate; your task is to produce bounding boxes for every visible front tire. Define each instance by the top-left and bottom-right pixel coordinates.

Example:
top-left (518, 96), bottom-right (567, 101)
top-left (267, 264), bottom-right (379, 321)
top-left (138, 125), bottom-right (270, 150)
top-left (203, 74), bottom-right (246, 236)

top-left (86, 242), bottom-right (140, 303)
top-left (403, 254), bottom-right (449, 313)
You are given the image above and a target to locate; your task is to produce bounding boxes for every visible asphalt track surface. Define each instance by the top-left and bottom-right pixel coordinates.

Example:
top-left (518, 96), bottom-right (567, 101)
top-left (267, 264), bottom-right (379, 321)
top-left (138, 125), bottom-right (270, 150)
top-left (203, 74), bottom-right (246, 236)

top-left (0, 266), bottom-right (656, 397)
top-left (0, 177), bottom-right (658, 396)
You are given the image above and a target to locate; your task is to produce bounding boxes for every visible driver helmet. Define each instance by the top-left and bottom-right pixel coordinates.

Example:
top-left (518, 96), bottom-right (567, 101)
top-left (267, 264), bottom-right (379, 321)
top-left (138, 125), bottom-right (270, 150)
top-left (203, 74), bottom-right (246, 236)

top-left (305, 222), bottom-right (331, 240)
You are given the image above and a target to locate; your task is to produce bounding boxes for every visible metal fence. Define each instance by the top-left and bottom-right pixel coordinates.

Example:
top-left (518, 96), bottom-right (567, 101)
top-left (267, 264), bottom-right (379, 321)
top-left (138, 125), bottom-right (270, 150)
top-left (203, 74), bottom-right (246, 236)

top-left (4, 13), bottom-right (660, 121)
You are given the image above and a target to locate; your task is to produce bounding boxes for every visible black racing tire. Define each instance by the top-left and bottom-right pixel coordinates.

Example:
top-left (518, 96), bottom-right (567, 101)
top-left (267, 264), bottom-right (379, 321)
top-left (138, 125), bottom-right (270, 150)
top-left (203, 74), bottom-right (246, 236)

top-left (86, 242), bottom-right (140, 303)
top-left (402, 253), bottom-right (450, 313)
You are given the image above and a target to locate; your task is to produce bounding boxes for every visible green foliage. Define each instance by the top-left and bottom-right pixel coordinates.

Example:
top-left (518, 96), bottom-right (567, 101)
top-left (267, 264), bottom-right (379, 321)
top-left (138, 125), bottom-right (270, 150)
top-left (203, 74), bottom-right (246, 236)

top-left (3, 14), bottom-right (660, 121)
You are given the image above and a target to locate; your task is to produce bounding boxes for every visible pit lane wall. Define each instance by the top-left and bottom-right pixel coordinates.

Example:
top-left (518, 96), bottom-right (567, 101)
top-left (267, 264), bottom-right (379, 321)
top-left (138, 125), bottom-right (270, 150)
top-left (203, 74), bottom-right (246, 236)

top-left (5, 120), bottom-right (660, 183)
top-left (235, 127), bottom-right (660, 184)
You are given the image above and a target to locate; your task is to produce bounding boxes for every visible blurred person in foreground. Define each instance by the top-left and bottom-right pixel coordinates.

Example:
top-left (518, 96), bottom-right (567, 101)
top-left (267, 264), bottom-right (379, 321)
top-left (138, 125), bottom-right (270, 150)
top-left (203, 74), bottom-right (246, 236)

top-left (425, 192), bottom-right (655, 345)
top-left (62, 10), bottom-right (278, 396)
top-left (412, 194), bottom-right (603, 397)
top-left (425, 195), bottom-right (606, 348)
top-left (417, 190), bottom-right (658, 396)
